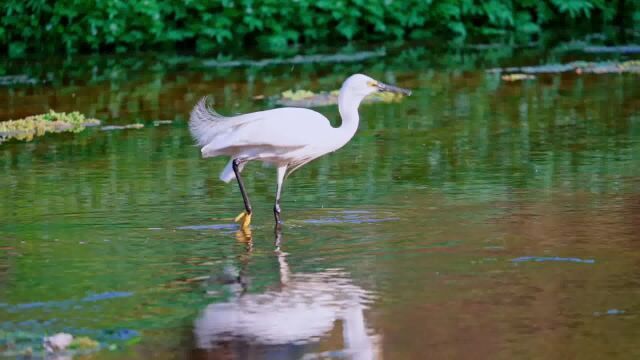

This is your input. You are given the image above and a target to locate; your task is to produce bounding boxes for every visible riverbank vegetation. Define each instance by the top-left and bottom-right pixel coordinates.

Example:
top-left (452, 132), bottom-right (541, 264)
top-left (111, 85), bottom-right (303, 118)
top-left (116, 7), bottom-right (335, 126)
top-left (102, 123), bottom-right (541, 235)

top-left (2, 0), bottom-right (639, 56)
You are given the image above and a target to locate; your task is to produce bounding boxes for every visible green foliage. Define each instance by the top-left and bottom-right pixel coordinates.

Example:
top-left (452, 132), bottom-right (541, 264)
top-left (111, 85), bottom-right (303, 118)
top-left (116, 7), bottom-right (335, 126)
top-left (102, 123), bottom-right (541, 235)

top-left (0, 0), bottom-right (637, 54)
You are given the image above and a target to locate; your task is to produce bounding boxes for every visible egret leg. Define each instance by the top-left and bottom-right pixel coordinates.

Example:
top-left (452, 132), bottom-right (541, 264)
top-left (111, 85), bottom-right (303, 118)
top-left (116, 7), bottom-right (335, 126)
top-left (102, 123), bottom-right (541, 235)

top-left (232, 158), bottom-right (252, 229)
top-left (273, 165), bottom-right (287, 225)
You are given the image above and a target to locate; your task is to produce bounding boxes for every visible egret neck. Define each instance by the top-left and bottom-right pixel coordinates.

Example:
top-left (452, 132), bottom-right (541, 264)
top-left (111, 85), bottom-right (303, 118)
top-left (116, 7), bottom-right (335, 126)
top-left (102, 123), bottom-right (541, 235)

top-left (335, 89), bottom-right (365, 150)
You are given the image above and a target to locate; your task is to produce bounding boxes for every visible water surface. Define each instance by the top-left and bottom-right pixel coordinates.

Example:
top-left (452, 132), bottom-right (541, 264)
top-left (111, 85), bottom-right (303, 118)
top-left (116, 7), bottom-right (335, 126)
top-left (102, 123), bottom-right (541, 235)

top-left (1, 47), bottom-right (639, 359)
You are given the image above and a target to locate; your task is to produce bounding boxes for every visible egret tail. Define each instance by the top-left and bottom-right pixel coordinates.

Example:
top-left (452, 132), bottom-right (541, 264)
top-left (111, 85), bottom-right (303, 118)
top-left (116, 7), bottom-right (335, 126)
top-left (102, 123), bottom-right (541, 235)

top-left (188, 96), bottom-right (227, 147)
top-left (189, 96), bottom-right (264, 155)
top-left (219, 159), bottom-right (245, 183)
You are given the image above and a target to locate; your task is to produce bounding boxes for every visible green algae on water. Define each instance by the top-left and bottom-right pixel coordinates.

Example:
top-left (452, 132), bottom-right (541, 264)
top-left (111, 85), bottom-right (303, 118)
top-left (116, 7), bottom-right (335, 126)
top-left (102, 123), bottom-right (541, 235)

top-left (488, 60), bottom-right (640, 75)
top-left (69, 336), bottom-right (100, 350)
top-left (276, 88), bottom-right (407, 108)
top-left (0, 110), bottom-right (100, 144)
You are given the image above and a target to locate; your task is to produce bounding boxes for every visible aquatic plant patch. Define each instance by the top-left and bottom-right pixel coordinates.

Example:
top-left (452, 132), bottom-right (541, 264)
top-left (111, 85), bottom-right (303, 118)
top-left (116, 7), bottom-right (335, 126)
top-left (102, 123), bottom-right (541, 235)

top-left (0, 74), bottom-right (38, 86)
top-left (201, 50), bottom-right (386, 68)
top-left (489, 60), bottom-right (640, 76)
top-left (0, 110), bottom-right (100, 144)
top-left (511, 256), bottom-right (595, 264)
top-left (500, 73), bottom-right (536, 81)
top-left (583, 45), bottom-right (640, 54)
top-left (0, 324), bottom-right (140, 358)
top-left (100, 123), bottom-right (144, 131)
top-left (276, 89), bottom-right (407, 108)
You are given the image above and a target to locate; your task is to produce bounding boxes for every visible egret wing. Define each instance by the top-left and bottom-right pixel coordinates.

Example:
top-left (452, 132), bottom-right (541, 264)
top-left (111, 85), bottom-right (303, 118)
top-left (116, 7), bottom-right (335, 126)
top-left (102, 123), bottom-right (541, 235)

top-left (227, 108), bottom-right (332, 148)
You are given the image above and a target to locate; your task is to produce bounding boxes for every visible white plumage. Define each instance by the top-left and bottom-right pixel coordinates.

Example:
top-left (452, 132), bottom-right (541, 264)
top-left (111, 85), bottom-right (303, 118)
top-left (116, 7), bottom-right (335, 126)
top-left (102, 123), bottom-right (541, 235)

top-left (189, 73), bottom-right (411, 227)
top-left (190, 105), bottom-right (332, 182)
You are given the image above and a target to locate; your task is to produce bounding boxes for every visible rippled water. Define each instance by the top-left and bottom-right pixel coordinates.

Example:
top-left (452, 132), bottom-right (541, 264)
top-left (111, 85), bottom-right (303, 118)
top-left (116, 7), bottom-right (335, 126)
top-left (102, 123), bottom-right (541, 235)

top-left (1, 46), bottom-right (639, 359)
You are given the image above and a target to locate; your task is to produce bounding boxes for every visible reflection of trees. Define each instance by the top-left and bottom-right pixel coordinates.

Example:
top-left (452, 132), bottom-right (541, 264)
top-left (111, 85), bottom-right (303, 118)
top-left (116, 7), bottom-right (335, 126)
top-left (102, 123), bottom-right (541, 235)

top-left (0, 44), bottom-right (596, 119)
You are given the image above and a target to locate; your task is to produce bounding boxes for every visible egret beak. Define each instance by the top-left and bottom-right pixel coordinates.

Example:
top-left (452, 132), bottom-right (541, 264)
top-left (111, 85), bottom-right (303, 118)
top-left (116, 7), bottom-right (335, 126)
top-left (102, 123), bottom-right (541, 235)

top-left (376, 82), bottom-right (412, 96)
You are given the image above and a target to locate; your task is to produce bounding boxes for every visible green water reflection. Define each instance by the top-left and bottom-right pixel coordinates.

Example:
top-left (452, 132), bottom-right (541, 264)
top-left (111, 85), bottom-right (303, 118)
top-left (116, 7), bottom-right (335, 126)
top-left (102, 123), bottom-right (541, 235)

top-left (1, 47), bottom-right (639, 359)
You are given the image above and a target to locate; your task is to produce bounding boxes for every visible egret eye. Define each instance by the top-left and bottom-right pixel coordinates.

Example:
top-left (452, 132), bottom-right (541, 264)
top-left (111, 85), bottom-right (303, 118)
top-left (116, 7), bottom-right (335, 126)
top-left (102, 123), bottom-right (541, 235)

top-left (367, 81), bottom-right (378, 88)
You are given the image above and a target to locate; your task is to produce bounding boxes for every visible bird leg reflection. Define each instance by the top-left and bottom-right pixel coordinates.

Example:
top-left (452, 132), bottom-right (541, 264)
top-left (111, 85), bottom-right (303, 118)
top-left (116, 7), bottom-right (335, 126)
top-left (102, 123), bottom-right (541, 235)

top-left (234, 228), bottom-right (253, 294)
top-left (235, 227), bottom-right (253, 248)
top-left (273, 203), bottom-right (282, 224)
top-left (274, 223), bottom-right (283, 251)
top-left (232, 158), bottom-right (252, 229)
top-left (194, 225), bottom-right (382, 358)
top-left (273, 229), bottom-right (290, 286)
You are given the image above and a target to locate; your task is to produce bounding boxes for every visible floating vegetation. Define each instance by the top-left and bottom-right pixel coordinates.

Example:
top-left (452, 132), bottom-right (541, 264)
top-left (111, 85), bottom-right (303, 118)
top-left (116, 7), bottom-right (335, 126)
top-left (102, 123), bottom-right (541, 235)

top-left (276, 88), bottom-right (407, 108)
top-left (69, 336), bottom-right (100, 350)
top-left (511, 256), bottom-right (595, 264)
top-left (583, 45), bottom-right (640, 54)
top-left (501, 73), bottom-right (535, 81)
top-left (489, 60), bottom-right (640, 76)
top-left (464, 42), bottom-right (538, 50)
top-left (100, 123), bottom-right (144, 131)
top-left (153, 120), bottom-right (173, 126)
top-left (0, 110), bottom-right (100, 144)
top-left (0, 322), bottom-right (140, 358)
top-left (201, 49), bottom-right (385, 68)
top-left (102, 121), bottom-right (174, 131)
top-left (281, 89), bottom-right (317, 101)
top-left (593, 309), bottom-right (626, 316)
top-left (0, 74), bottom-right (38, 86)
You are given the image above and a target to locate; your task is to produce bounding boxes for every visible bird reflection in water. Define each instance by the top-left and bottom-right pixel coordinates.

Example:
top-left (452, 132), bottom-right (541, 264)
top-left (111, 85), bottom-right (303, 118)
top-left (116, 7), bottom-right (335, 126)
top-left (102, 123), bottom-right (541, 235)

top-left (193, 226), bottom-right (381, 359)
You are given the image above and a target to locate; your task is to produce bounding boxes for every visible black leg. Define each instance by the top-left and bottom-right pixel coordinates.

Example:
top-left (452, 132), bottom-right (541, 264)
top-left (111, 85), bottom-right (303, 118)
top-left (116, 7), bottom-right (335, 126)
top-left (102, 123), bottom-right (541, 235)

top-left (232, 159), bottom-right (252, 215)
top-left (273, 165), bottom-right (287, 225)
top-left (273, 202), bottom-right (281, 224)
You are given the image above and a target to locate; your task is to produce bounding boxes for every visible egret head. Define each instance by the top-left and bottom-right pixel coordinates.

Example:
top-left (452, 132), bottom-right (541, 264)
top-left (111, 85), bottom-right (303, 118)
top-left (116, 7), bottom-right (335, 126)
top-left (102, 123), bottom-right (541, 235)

top-left (341, 74), bottom-right (412, 98)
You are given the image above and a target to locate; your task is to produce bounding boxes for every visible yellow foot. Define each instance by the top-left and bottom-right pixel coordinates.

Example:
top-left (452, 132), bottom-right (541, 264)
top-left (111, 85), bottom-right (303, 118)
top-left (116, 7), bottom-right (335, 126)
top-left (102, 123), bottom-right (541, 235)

top-left (235, 227), bottom-right (253, 245)
top-left (234, 211), bottom-right (252, 229)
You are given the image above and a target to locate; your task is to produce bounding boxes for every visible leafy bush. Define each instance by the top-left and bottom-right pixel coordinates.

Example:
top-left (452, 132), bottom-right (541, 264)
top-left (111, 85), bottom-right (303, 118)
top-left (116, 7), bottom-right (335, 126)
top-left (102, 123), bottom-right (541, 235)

top-left (0, 0), bottom-right (637, 55)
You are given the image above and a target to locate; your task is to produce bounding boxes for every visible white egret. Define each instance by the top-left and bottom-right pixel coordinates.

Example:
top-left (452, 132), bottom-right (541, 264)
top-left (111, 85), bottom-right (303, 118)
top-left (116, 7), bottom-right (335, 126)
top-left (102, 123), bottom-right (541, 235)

top-left (189, 73), bottom-right (411, 228)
